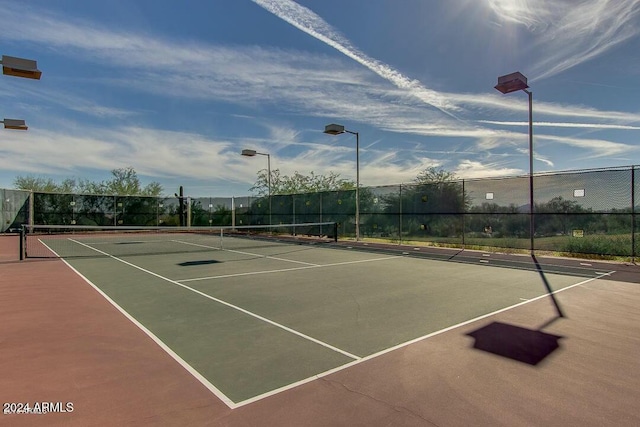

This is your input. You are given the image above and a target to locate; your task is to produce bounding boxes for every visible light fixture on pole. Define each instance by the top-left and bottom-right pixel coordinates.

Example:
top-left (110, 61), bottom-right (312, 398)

top-left (242, 149), bottom-right (271, 225)
top-left (495, 71), bottom-right (534, 253)
top-left (324, 123), bottom-right (360, 241)
top-left (1, 55), bottom-right (42, 80)
top-left (1, 118), bottom-right (28, 130)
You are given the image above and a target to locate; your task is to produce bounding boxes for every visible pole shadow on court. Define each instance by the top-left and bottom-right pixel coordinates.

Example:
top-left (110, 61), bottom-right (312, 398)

top-left (466, 255), bottom-right (566, 366)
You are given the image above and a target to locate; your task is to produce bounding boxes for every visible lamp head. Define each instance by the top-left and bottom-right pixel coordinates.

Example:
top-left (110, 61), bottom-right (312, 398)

top-left (2, 118), bottom-right (27, 130)
top-left (324, 124), bottom-right (345, 135)
top-left (495, 71), bottom-right (529, 94)
top-left (2, 55), bottom-right (42, 80)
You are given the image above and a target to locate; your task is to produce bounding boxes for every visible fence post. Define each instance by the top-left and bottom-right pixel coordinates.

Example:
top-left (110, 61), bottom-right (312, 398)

top-left (232, 196), bottom-right (236, 228)
top-left (28, 190), bottom-right (34, 228)
top-left (187, 196), bottom-right (192, 227)
top-left (399, 184), bottom-right (403, 245)
top-left (19, 225), bottom-right (24, 260)
top-left (632, 166), bottom-right (636, 263)
top-left (462, 179), bottom-right (466, 248)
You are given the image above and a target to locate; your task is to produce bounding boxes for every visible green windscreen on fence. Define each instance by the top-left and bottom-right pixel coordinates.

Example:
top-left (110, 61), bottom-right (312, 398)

top-left (4, 165), bottom-right (639, 258)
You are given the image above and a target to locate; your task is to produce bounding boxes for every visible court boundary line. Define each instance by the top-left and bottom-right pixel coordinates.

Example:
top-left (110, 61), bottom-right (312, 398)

top-left (338, 245), bottom-right (614, 278)
top-left (62, 258), bottom-right (238, 408)
top-left (231, 270), bottom-right (615, 407)
top-left (36, 238), bottom-right (236, 407)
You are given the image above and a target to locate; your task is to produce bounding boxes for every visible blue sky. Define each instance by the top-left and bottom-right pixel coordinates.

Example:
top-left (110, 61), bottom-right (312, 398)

top-left (1, 0), bottom-right (640, 197)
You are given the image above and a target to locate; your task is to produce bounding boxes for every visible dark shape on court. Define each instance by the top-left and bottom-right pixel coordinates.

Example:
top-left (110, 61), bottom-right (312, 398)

top-left (466, 321), bottom-right (563, 365)
top-left (178, 259), bottom-right (220, 266)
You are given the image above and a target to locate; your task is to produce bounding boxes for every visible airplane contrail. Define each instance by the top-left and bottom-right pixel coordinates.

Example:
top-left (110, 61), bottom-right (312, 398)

top-left (251, 0), bottom-right (460, 117)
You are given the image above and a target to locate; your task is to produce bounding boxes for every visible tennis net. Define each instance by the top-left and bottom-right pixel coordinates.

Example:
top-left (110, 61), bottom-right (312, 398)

top-left (20, 222), bottom-right (338, 259)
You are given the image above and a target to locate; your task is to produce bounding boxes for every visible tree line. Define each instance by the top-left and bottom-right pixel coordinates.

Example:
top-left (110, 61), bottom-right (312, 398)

top-left (14, 167), bottom-right (163, 196)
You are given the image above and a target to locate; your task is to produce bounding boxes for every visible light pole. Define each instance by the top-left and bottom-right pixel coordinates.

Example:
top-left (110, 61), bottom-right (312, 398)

top-left (495, 71), bottom-right (534, 253)
top-left (242, 149), bottom-right (271, 225)
top-left (324, 123), bottom-right (360, 241)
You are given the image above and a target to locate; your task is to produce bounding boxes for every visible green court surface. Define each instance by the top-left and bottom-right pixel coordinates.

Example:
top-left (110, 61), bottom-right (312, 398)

top-left (51, 236), bottom-right (606, 406)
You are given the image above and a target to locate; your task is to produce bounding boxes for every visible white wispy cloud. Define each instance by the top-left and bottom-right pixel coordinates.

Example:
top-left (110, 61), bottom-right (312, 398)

top-left (251, 0), bottom-right (459, 116)
top-left (454, 160), bottom-right (524, 179)
top-left (1, 0), bottom-right (638, 194)
top-left (536, 134), bottom-right (636, 158)
top-left (4, 1), bottom-right (638, 129)
top-left (488, 0), bottom-right (640, 80)
top-left (478, 120), bottom-right (640, 130)
top-left (0, 127), bottom-right (246, 181)
top-left (487, 0), bottom-right (555, 29)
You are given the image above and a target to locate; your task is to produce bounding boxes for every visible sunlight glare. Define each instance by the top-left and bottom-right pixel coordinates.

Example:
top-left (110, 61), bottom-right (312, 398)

top-left (486, 0), bottom-right (550, 29)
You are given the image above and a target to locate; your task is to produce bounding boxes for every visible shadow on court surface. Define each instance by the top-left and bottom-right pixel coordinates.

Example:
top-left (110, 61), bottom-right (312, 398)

top-left (466, 254), bottom-right (566, 366)
top-left (467, 322), bottom-right (563, 365)
top-left (532, 254), bottom-right (566, 319)
top-left (178, 259), bottom-right (221, 266)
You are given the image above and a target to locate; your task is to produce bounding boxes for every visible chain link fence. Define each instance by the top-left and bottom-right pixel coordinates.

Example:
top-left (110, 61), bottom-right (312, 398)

top-left (2, 165), bottom-right (638, 258)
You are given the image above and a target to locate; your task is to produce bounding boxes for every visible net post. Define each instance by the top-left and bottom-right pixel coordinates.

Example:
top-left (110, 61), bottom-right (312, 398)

top-left (333, 222), bottom-right (338, 242)
top-left (19, 225), bottom-right (25, 260)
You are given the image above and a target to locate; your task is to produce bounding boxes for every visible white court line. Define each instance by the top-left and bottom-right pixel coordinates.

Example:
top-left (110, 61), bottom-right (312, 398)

top-left (66, 259), bottom-right (237, 407)
top-left (232, 270), bottom-right (615, 407)
top-left (177, 255), bottom-right (403, 283)
top-left (68, 239), bottom-right (361, 363)
top-left (37, 238), bottom-right (235, 407)
top-left (171, 239), bottom-right (319, 267)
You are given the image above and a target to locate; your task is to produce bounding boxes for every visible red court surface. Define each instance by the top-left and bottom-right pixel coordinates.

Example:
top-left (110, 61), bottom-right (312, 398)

top-left (1, 234), bottom-right (639, 426)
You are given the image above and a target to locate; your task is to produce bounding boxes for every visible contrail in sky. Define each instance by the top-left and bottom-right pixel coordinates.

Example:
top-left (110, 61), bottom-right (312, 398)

top-left (251, 0), bottom-right (459, 117)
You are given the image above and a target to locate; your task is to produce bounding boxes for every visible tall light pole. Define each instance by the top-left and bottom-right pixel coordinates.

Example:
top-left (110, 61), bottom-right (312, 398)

top-left (324, 123), bottom-right (360, 241)
top-left (242, 149), bottom-right (271, 225)
top-left (495, 71), bottom-right (534, 253)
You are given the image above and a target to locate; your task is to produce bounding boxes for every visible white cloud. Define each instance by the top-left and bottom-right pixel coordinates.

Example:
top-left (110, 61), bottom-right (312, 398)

top-left (251, 0), bottom-right (459, 116)
top-left (478, 120), bottom-right (640, 130)
top-left (536, 134), bottom-right (636, 158)
top-left (1, 0), bottom-right (638, 195)
top-left (454, 160), bottom-right (523, 179)
top-left (488, 0), bottom-right (640, 80)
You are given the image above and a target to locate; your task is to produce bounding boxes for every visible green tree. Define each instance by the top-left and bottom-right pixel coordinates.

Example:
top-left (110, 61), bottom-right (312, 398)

top-left (14, 167), bottom-right (163, 196)
top-left (380, 167), bottom-right (467, 239)
top-left (15, 168), bottom-right (165, 226)
top-left (535, 196), bottom-right (591, 236)
top-left (414, 167), bottom-right (458, 185)
top-left (250, 169), bottom-right (355, 196)
top-left (13, 176), bottom-right (76, 193)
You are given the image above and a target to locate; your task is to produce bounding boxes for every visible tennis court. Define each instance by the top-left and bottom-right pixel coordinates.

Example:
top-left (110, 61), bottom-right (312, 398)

top-left (0, 226), bottom-right (640, 426)
top-left (17, 224), bottom-right (616, 405)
